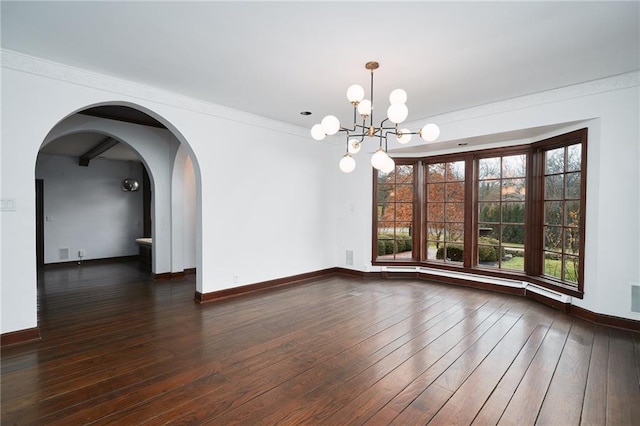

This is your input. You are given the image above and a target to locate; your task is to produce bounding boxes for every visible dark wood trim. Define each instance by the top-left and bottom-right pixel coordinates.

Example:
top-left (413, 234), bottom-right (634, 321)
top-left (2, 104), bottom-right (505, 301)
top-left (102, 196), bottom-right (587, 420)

top-left (152, 271), bottom-right (187, 280)
top-left (78, 106), bottom-right (167, 129)
top-left (184, 268), bottom-right (197, 276)
top-left (78, 137), bottom-right (120, 167)
top-left (1, 327), bottom-right (41, 347)
top-left (44, 255), bottom-right (138, 268)
top-left (570, 305), bottom-right (640, 332)
top-left (191, 265), bottom-right (638, 331)
top-left (195, 268), bottom-right (342, 303)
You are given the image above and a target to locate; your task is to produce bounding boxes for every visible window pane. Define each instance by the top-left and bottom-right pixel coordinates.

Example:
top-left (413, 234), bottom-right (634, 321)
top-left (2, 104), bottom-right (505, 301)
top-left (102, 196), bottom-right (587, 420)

top-left (502, 178), bottom-right (526, 201)
top-left (545, 201), bottom-right (563, 225)
top-left (446, 182), bottom-right (465, 202)
top-left (502, 202), bottom-right (525, 224)
top-left (544, 226), bottom-right (563, 252)
top-left (377, 203), bottom-right (394, 221)
top-left (446, 223), bottom-right (464, 242)
top-left (478, 180), bottom-right (501, 202)
top-left (479, 157), bottom-right (501, 179)
top-left (427, 163), bottom-right (445, 182)
top-left (502, 225), bottom-right (525, 246)
top-left (545, 147), bottom-right (564, 174)
top-left (478, 244), bottom-right (499, 265)
top-left (428, 203), bottom-right (444, 222)
top-left (567, 144), bottom-right (581, 172)
top-left (446, 161), bottom-right (465, 181)
top-left (427, 223), bottom-right (445, 242)
top-left (395, 222), bottom-right (412, 235)
top-left (478, 224), bottom-right (499, 240)
top-left (565, 228), bottom-right (580, 254)
top-left (426, 241), bottom-right (440, 260)
top-left (396, 165), bottom-right (414, 184)
top-left (502, 247), bottom-right (525, 271)
top-left (442, 243), bottom-right (464, 263)
top-left (427, 183), bottom-right (444, 201)
top-left (565, 172), bottom-right (581, 199)
top-left (377, 170), bottom-right (392, 184)
top-left (544, 252), bottom-right (562, 279)
top-left (502, 154), bottom-right (527, 178)
top-left (378, 222), bottom-right (394, 238)
top-left (564, 255), bottom-right (579, 283)
top-left (565, 201), bottom-right (580, 226)
top-left (445, 202), bottom-right (465, 222)
top-left (478, 203), bottom-right (500, 223)
top-left (377, 184), bottom-right (394, 203)
top-left (545, 175), bottom-right (564, 200)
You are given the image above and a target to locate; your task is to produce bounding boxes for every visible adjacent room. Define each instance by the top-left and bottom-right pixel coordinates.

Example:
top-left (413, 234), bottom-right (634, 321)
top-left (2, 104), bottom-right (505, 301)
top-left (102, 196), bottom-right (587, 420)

top-left (1, 1), bottom-right (639, 424)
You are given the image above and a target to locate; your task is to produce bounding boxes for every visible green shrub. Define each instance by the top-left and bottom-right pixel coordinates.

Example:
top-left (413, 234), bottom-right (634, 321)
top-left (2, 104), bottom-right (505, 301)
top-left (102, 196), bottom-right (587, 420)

top-left (436, 244), bottom-right (464, 261)
top-left (385, 240), bottom-right (394, 254)
top-left (478, 245), bottom-right (498, 262)
top-left (377, 240), bottom-right (385, 256)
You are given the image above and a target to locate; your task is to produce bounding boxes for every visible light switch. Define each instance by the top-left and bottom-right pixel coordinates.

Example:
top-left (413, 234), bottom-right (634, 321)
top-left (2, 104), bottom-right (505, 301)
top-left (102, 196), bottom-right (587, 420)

top-left (1, 199), bottom-right (16, 211)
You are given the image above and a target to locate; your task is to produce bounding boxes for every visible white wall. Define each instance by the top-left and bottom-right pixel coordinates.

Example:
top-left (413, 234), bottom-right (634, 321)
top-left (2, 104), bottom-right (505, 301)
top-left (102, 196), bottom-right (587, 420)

top-left (35, 154), bottom-right (144, 263)
top-left (1, 50), bottom-right (333, 334)
top-left (183, 155), bottom-right (197, 269)
top-left (334, 71), bottom-right (640, 321)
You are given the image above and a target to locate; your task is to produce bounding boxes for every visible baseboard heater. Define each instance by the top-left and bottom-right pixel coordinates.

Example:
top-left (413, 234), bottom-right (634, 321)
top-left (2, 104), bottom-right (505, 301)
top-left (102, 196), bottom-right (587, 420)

top-left (525, 283), bottom-right (572, 304)
top-left (381, 265), bottom-right (572, 304)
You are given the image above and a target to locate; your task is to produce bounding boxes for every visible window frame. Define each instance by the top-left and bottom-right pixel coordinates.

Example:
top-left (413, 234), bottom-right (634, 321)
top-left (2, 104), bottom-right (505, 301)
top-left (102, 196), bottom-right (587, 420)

top-left (371, 159), bottom-right (421, 262)
top-left (372, 128), bottom-right (587, 298)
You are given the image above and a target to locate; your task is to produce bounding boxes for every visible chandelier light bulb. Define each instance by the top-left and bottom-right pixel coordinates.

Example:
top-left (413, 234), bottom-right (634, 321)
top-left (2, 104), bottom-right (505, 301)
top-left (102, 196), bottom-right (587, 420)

top-left (321, 115), bottom-right (341, 135)
top-left (357, 99), bottom-right (372, 117)
top-left (346, 84), bottom-right (365, 104)
top-left (348, 139), bottom-right (361, 154)
top-left (339, 153), bottom-right (356, 173)
top-left (387, 103), bottom-right (408, 124)
top-left (381, 156), bottom-right (396, 174)
top-left (389, 89), bottom-right (407, 105)
top-left (397, 129), bottom-right (412, 144)
top-left (371, 148), bottom-right (390, 170)
top-left (420, 123), bottom-right (440, 142)
top-left (310, 124), bottom-right (326, 140)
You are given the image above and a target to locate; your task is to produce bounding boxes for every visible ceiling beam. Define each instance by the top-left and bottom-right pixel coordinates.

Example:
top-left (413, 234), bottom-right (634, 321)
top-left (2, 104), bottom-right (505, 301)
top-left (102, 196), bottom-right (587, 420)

top-left (78, 137), bottom-right (119, 166)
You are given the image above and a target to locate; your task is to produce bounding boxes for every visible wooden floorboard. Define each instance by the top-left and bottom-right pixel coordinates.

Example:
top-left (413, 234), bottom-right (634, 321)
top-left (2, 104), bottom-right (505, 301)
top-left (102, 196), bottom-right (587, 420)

top-left (2, 261), bottom-right (639, 425)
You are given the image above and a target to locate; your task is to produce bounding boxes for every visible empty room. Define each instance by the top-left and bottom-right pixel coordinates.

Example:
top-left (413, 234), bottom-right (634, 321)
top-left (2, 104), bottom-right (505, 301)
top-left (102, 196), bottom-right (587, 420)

top-left (1, 1), bottom-right (639, 424)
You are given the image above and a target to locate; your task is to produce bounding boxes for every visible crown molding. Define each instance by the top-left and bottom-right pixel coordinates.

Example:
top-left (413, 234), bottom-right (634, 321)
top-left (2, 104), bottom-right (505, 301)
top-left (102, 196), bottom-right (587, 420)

top-left (1, 49), bottom-right (311, 139)
top-left (407, 70), bottom-right (640, 128)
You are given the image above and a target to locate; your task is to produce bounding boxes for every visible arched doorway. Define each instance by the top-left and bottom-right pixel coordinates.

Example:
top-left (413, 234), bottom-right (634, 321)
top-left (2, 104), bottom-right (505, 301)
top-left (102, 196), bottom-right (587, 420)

top-left (36, 102), bottom-right (201, 288)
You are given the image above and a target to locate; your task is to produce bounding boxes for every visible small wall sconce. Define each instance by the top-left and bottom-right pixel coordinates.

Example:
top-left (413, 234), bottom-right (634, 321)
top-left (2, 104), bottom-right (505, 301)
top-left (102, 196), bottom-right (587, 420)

top-left (121, 178), bottom-right (140, 192)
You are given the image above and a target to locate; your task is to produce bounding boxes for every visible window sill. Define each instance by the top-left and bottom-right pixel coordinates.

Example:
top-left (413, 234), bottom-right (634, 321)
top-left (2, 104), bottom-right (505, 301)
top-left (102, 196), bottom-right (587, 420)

top-left (373, 259), bottom-right (583, 299)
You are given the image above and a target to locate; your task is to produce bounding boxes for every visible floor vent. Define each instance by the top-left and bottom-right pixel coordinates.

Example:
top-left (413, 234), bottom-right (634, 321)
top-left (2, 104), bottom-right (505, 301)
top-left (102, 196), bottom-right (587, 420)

top-left (632, 285), bottom-right (640, 313)
top-left (59, 248), bottom-right (69, 260)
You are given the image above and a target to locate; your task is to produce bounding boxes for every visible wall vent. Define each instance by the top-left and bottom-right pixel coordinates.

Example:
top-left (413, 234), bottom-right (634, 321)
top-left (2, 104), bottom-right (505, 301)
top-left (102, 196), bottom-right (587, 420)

top-left (346, 250), bottom-right (354, 266)
top-left (59, 247), bottom-right (69, 260)
top-left (631, 285), bottom-right (640, 313)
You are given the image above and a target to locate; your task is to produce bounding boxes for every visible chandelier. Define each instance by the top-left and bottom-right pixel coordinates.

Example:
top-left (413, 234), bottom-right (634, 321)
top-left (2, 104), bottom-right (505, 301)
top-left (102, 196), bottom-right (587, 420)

top-left (310, 61), bottom-right (440, 173)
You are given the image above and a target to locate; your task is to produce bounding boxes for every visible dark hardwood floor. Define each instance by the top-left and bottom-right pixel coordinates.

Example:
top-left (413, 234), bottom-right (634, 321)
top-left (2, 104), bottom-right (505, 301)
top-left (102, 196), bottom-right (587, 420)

top-left (2, 261), bottom-right (639, 425)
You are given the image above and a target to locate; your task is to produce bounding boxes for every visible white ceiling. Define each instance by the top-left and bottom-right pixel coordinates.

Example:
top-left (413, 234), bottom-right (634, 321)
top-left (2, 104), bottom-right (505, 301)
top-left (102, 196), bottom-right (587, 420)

top-left (2, 1), bottom-right (639, 159)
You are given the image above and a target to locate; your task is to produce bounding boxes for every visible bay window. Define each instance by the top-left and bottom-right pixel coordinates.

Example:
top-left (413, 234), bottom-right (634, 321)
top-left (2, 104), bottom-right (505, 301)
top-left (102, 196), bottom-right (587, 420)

top-left (372, 129), bottom-right (587, 297)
